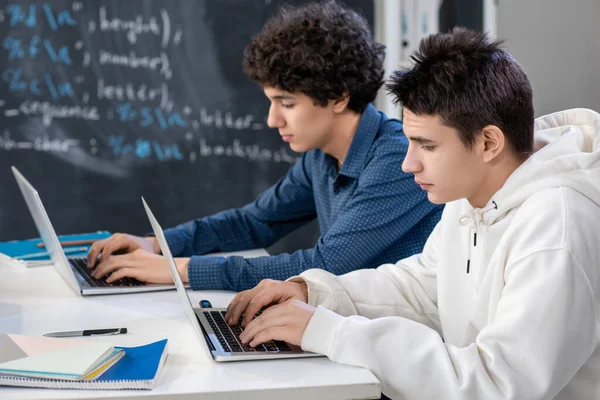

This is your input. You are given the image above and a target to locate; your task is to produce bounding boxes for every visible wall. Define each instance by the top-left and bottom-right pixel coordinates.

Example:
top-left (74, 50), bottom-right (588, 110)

top-left (497, 0), bottom-right (600, 116)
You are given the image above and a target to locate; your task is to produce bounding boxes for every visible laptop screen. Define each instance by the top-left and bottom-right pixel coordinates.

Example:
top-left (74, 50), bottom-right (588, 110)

top-left (12, 166), bottom-right (81, 294)
top-left (142, 197), bottom-right (214, 359)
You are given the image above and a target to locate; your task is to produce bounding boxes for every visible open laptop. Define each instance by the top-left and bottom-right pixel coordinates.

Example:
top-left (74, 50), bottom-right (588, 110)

top-left (142, 197), bottom-right (322, 362)
top-left (11, 166), bottom-right (175, 296)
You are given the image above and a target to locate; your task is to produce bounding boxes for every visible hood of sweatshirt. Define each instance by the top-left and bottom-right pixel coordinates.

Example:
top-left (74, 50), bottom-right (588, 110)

top-left (297, 110), bottom-right (600, 400)
top-left (460, 108), bottom-right (600, 228)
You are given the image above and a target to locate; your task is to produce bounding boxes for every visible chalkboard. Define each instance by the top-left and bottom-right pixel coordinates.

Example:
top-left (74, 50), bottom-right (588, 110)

top-left (0, 0), bottom-right (374, 255)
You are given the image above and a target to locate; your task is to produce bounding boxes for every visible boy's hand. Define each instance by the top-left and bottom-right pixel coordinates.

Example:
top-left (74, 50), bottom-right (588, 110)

top-left (87, 233), bottom-right (159, 268)
top-left (226, 279), bottom-right (308, 327)
top-left (90, 249), bottom-right (189, 284)
top-left (239, 299), bottom-right (315, 347)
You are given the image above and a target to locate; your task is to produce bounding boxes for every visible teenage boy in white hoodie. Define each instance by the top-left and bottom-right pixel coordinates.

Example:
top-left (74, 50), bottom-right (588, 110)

top-left (225, 28), bottom-right (600, 399)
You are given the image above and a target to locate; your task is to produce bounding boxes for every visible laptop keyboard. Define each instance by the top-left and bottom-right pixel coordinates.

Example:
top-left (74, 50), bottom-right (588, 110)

top-left (69, 258), bottom-right (145, 288)
top-left (203, 310), bottom-right (292, 353)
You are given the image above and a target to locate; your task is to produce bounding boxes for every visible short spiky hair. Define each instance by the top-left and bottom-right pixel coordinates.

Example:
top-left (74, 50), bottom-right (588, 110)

top-left (387, 27), bottom-right (534, 154)
top-left (243, 0), bottom-right (385, 113)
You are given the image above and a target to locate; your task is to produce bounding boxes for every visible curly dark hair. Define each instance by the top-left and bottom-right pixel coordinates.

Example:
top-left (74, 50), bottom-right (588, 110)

top-left (387, 27), bottom-right (534, 155)
top-left (243, 0), bottom-right (385, 113)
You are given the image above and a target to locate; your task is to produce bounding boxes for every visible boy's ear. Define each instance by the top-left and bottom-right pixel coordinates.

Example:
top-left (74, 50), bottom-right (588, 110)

top-left (480, 125), bottom-right (506, 163)
top-left (332, 92), bottom-right (350, 113)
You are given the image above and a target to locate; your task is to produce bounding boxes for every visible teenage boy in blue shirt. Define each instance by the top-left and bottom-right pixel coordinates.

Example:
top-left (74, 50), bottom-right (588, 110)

top-left (87, 1), bottom-right (442, 292)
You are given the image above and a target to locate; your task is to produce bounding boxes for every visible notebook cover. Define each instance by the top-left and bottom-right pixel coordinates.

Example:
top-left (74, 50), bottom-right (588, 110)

top-left (0, 334), bottom-right (114, 379)
top-left (102, 339), bottom-right (168, 381)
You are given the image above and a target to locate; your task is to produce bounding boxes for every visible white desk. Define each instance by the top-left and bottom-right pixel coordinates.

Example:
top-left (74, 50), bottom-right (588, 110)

top-left (0, 252), bottom-right (380, 400)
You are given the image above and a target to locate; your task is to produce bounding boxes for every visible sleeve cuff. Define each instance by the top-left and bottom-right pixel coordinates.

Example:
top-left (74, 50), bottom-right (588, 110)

top-left (187, 255), bottom-right (226, 290)
top-left (287, 275), bottom-right (331, 308)
top-left (301, 305), bottom-right (346, 357)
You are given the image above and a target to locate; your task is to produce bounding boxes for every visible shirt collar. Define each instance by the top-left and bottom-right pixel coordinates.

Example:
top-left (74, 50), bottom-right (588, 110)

top-left (338, 104), bottom-right (383, 178)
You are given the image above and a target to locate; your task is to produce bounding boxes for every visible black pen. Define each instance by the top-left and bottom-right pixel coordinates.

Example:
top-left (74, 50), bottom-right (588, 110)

top-left (43, 328), bottom-right (127, 338)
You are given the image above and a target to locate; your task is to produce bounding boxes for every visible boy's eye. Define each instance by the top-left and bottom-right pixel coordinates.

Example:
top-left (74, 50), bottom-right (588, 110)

top-left (281, 104), bottom-right (294, 109)
top-left (421, 145), bottom-right (435, 151)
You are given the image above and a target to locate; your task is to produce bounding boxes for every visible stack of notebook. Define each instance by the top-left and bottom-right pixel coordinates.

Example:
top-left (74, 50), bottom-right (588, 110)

top-left (0, 334), bottom-right (168, 390)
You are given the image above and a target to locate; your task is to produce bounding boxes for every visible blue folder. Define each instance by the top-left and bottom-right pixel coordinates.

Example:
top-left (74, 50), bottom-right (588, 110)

top-left (104, 339), bottom-right (169, 385)
top-left (0, 231), bottom-right (112, 261)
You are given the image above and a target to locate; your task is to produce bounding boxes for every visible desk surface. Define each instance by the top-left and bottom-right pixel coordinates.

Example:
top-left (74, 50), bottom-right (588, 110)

top-left (0, 251), bottom-right (380, 400)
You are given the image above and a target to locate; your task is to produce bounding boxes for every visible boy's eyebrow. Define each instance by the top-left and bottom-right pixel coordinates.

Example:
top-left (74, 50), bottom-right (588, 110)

top-left (407, 136), bottom-right (436, 144)
top-left (271, 94), bottom-right (295, 100)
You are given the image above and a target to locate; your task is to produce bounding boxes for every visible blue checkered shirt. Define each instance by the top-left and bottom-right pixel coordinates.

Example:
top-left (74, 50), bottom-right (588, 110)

top-left (163, 104), bottom-right (443, 291)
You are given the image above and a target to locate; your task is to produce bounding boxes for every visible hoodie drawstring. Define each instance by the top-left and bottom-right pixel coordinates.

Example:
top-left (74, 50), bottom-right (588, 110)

top-left (459, 201), bottom-right (498, 274)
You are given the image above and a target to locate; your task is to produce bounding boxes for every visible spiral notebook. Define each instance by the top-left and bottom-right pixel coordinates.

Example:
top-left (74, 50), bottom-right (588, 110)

top-left (0, 338), bottom-right (168, 390)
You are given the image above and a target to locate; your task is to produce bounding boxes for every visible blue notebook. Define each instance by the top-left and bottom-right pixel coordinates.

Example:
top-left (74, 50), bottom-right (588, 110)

top-left (0, 231), bottom-right (112, 264)
top-left (0, 339), bottom-right (168, 390)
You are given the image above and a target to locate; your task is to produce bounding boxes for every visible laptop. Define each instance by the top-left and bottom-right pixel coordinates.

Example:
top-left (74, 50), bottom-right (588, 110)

top-left (142, 197), bottom-right (323, 362)
top-left (11, 166), bottom-right (175, 296)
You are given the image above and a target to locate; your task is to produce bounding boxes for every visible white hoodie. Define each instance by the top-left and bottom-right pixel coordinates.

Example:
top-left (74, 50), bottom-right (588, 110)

top-left (296, 108), bottom-right (600, 399)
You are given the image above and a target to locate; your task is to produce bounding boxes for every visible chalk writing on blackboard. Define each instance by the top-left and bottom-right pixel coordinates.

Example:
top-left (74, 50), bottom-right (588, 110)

top-left (0, 1), bottom-right (297, 171)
